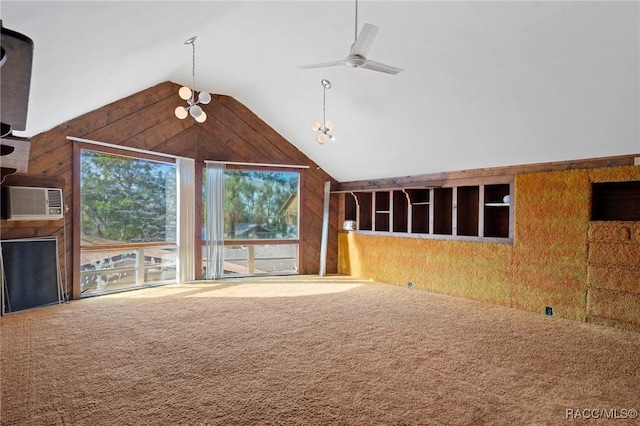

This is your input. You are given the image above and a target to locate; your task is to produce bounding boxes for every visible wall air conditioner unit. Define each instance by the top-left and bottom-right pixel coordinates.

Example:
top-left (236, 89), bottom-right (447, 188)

top-left (6, 186), bottom-right (63, 221)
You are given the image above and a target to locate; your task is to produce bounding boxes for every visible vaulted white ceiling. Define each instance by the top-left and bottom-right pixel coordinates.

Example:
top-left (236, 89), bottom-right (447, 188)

top-left (3, 1), bottom-right (639, 182)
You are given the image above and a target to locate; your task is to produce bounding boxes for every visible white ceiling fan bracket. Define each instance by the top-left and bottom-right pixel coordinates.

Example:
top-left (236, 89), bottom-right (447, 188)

top-left (345, 55), bottom-right (367, 68)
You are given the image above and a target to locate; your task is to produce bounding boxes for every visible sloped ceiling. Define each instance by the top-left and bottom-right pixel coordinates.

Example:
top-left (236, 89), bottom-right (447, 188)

top-left (2, 1), bottom-right (639, 182)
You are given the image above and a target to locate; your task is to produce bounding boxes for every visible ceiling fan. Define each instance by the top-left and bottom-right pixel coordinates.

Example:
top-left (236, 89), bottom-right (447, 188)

top-left (299, 0), bottom-right (403, 75)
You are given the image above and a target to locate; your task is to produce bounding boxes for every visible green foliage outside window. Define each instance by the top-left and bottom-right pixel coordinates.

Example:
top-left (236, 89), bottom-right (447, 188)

top-left (223, 170), bottom-right (299, 240)
top-left (80, 150), bottom-right (177, 244)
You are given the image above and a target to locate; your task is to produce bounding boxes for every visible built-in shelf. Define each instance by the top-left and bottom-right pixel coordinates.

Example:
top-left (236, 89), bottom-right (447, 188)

top-left (484, 184), bottom-right (510, 238)
top-left (457, 186), bottom-right (479, 237)
top-left (338, 180), bottom-right (514, 242)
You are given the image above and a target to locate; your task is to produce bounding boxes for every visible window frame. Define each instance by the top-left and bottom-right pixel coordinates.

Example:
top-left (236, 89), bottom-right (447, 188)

top-left (73, 143), bottom-right (178, 297)
top-left (202, 163), bottom-right (303, 278)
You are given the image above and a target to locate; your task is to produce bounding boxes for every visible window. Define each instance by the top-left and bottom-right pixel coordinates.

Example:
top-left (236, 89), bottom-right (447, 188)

top-left (224, 169), bottom-right (299, 240)
top-left (79, 149), bottom-right (177, 295)
top-left (203, 166), bottom-right (301, 278)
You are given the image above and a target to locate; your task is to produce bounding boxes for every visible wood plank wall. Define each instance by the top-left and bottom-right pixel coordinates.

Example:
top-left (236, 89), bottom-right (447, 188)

top-left (336, 154), bottom-right (638, 191)
top-left (0, 81), bottom-right (339, 298)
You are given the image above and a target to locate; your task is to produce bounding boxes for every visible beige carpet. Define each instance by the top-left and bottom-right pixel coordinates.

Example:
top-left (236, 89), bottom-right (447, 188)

top-left (1, 275), bottom-right (639, 425)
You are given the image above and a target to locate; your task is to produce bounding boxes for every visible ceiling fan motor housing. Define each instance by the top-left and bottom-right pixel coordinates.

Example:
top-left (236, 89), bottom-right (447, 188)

top-left (345, 55), bottom-right (367, 68)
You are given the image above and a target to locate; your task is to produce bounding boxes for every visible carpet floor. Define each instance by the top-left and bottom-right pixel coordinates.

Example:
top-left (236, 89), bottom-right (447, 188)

top-left (1, 275), bottom-right (639, 425)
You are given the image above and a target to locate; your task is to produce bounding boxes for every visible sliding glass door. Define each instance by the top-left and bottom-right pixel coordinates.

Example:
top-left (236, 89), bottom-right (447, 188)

top-left (79, 148), bottom-right (178, 296)
top-left (203, 165), bottom-right (300, 278)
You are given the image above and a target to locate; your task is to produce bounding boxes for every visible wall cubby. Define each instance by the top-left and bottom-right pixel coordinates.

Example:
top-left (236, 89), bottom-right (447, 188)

top-left (344, 193), bottom-right (357, 223)
top-left (356, 192), bottom-right (372, 231)
top-left (393, 190), bottom-right (408, 233)
top-left (484, 184), bottom-right (510, 238)
top-left (374, 191), bottom-right (390, 232)
top-left (406, 189), bottom-right (430, 234)
top-left (457, 186), bottom-right (479, 237)
top-left (433, 188), bottom-right (453, 235)
top-left (591, 181), bottom-right (640, 221)
top-left (337, 179), bottom-right (513, 243)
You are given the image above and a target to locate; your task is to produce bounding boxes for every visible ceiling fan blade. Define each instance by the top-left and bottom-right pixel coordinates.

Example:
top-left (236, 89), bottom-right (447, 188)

top-left (349, 23), bottom-right (378, 57)
top-left (298, 60), bottom-right (345, 70)
top-left (361, 60), bottom-right (403, 75)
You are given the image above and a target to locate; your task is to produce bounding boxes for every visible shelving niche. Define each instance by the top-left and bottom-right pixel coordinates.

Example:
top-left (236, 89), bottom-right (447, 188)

top-left (484, 184), bottom-right (511, 238)
top-left (591, 181), bottom-right (640, 221)
top-left (337, 179), bottom-right (514, 243)
top-left (457, 186), bottom-right (479, 237)
top-left (374, 191), bottom-right (390, 232)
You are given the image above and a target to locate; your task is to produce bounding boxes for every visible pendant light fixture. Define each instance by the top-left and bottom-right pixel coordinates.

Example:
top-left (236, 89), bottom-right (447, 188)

top-left (175, 36), bottom-right (211, 123)
top-left (312, 79), bottom-right (335, 144)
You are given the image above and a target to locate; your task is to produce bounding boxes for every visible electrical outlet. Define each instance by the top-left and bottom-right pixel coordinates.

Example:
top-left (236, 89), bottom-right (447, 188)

top-left (634, 157), bottom-right (640, 166)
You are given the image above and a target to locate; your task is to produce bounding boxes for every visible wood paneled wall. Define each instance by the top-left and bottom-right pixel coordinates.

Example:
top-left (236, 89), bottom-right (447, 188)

top-left (0, 81), bottom-right (339, 298)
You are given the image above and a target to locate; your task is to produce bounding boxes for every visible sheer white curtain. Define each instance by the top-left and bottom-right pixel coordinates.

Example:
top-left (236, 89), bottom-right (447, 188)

top-left (176, 157), bottom-right (196, 283)
top-left (205, 162), bottom-right (225, 279)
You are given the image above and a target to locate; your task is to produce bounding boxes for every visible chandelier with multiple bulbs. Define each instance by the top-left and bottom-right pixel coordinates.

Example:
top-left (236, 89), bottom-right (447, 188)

top-left (312, 79), bottom-right (335, 144)
top-left (175, 36), bottom-right (211, 123)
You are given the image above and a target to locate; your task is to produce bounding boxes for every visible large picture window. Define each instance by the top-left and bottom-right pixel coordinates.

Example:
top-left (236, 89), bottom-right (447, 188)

top-left (79, 149), bottom-right (177, 295)
top-left (203, 165), bottom-right (300, 278)
top-left (224, 169), bottom-right (299, 240)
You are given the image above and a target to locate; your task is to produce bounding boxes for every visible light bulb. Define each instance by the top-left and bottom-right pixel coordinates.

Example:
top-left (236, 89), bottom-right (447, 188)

top-left (312, 121), bottom-right (321, 131)
top-left (190, 104), bottom-right (203, 118)
top-left (329, 134), bottom-right (336, 142)
top-left (175, 106), bottom-right (188, 119)
top-left (179, 86), bottom-right (192, 100)
top-left (195, 111), bottom-right (207, 123)
top-left (325, 120), bottom-right (334, 131)
top-left (198, 92), bottom-right (212, 104)
top-left (316, 133), bottom-right (328, 144)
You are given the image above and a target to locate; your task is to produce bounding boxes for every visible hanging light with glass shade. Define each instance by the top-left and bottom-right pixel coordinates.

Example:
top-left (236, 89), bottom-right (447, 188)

top-left (175, 36), bottom-right (211, 123)
top-left (312, 79), bottom-right (335, 144)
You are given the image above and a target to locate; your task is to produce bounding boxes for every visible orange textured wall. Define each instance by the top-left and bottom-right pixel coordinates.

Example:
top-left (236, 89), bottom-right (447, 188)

top-left (339, 165), bottom-right (640, 330)
top-left (509, 169), bottom-right (591, 320)
top-left (339, 234), bottom-right (512, 305)
top-left (587, 221), bottom-right (640, 331)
